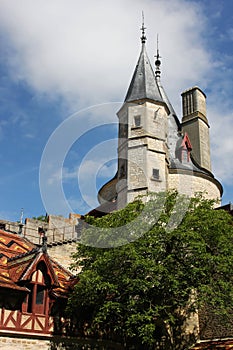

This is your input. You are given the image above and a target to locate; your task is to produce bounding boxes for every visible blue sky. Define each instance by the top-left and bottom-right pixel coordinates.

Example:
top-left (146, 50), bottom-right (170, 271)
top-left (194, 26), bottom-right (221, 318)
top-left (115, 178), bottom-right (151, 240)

top-left (0, 0), bottom-right (233, 221)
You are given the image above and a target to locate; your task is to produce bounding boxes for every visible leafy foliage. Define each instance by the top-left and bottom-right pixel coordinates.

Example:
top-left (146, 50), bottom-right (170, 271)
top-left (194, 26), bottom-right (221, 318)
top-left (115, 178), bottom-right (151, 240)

top-left (67, 192), bottom-right (233, 349)
top-left (32, 215), bottom-right (48, 222)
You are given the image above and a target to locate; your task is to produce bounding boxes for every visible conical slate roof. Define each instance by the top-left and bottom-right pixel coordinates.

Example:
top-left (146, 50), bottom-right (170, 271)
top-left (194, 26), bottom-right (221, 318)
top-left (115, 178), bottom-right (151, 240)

top-left (124, 40), bottom-right (180, 160)
top-left (124, 43), bottom-right (163, 103)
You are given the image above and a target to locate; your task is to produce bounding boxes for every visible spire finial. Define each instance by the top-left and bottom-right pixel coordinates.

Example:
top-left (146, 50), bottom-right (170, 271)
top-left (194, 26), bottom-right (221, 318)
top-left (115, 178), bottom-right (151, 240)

top-left (20, 208), bottom-right (24, 224)
top-left (39, 228), bottom-right (47, 253)
top-left (140, 11), bottom-right (147, 44)
top-left (155, 34), bottom-right (161, 80)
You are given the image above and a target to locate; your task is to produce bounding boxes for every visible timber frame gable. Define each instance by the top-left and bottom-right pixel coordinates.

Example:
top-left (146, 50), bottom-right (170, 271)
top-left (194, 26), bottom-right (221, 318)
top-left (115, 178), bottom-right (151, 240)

top-left (0, 229), bottom-right (77, 336)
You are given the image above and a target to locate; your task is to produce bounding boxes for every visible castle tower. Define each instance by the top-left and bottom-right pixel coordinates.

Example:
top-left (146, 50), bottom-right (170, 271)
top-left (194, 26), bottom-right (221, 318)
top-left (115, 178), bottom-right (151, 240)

top-left (116, 27), bottom-right (170, 208)
top-left (97, 27), bottom-right (222, 213)
top-left (181, 87), bottom-right (211, 172)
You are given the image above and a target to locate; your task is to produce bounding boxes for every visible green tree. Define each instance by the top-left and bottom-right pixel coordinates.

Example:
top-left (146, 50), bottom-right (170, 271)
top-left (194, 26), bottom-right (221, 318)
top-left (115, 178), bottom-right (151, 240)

top-left (32, 214), bottom-right (48, 222)
top-left (67, 192), bottom-right (233, 349)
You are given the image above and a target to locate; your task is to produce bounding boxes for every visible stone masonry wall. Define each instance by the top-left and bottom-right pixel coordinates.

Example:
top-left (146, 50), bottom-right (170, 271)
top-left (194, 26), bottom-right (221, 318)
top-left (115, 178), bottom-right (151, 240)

top-left (0, 335), bottom-right (51, 350)
top-left (0, 214), bottom-right (82, 272)
top-left (198, 118), bottom-right (211, 172)
top-left (0, 335), bottom-right (124, 349)
top-left (47, 241), bottom-right (78, 272)
top-left (168, 173), bottom-right (221, 204)
top-left (24, 214), bottom-right (81, 246)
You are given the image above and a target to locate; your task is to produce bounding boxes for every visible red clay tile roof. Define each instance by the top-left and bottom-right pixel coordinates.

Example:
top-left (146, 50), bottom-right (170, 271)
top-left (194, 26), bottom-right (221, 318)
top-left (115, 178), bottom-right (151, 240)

top-left (0, 229), bottom-right (76, 298)
top-left (0, 271), bottom-right (29, 291)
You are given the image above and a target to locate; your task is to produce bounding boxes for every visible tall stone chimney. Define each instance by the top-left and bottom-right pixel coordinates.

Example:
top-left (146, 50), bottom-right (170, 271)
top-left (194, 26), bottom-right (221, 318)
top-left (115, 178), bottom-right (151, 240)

top-left (181, 87), bottom-right (212, 172)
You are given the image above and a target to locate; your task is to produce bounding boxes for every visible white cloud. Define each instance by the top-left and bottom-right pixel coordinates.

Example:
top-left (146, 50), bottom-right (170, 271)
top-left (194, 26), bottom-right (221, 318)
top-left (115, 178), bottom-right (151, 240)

top-left (0, 0), bottom-right (232, 196)
top-left (46, 149), bottom-right (117, 212)
top-left (23, 133), bottom-right (35, 139)
top-left (0, 0), bottom-right (212, 112)
top-left (98, 160), bottom-right (118, 179)
top-left (47, 167), bottom-right (78, 185)
top-left (67, 197), bottom-right (92, 215)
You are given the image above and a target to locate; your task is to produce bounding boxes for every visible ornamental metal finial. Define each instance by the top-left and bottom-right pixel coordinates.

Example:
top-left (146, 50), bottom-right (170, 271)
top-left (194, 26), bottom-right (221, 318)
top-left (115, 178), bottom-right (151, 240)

top-left (20, 207), bottom-right (24, 224)
top-left (155, 34), bottom-right (161, 80)
top-left (18, 208), bottom-right (24, 235)
top-left (39, 228), bottom-right (47, 253)
top-left (140, 11), bottom-right (147, 44)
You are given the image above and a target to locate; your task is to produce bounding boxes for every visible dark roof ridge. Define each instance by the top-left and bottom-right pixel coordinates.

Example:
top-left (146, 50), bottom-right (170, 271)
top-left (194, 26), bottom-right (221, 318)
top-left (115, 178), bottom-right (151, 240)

top-left (7, 247), bottom-right (39, 262)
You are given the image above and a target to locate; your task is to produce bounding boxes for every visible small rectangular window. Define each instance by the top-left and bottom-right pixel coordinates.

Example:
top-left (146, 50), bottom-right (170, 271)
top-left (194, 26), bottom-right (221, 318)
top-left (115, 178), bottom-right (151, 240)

top-left (152, 168), bottom-right (159, 180)
top-left (134, 115), bottom-right (141, 127)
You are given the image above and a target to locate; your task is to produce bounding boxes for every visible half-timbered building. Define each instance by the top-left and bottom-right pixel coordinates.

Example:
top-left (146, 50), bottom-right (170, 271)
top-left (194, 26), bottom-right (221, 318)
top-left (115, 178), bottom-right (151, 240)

top-left (0, 228), bottom-right (76, 336)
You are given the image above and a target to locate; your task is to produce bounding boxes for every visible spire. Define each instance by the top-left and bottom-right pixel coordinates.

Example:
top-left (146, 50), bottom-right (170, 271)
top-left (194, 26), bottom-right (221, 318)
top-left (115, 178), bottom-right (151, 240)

top-left (140, 11), bottom-right (147, 44)
top-left (124, 20), bottom-right (162, 103)
top-left (155, 34), bottom-right (161, 80)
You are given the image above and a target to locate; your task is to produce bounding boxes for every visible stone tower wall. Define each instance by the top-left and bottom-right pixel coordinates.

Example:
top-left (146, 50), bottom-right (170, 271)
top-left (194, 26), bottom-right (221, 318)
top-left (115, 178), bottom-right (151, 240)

top-left (181, 87), bottom-right (212, 172)
top-left (168, 172), bottom-right (221, 204)
top-left (183, 118), bottom-right (211, 171)
top-left (117, 101), bottom-right (169, 208)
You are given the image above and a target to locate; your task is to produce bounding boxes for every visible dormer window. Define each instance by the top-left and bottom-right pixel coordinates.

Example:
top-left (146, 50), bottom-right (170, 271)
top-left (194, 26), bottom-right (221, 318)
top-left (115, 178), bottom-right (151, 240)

top-left (176, 132), bottom-right (192, 163)
top-left (22, 262), bottom-right (50, 316)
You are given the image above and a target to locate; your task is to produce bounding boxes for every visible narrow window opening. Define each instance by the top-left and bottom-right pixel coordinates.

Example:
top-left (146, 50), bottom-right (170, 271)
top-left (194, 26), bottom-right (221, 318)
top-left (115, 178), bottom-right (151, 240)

top-left (153, 107), bottom-right (161, 121)
top-left (36, 285), bottom-right (45, 305)
top-left (27, 285), bottom-right (33, 313)
top-left (152, 168), bottom-right (160, 180)
top-left (134, 115), bottom-right (141, 127)
top-left (119, 165), bottom-right (126, 179)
